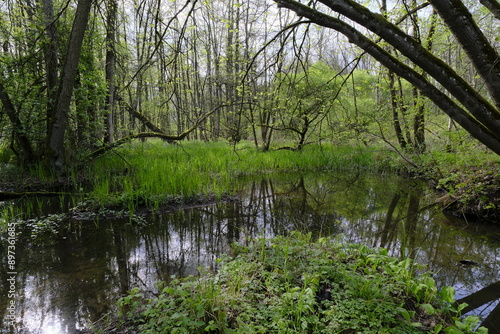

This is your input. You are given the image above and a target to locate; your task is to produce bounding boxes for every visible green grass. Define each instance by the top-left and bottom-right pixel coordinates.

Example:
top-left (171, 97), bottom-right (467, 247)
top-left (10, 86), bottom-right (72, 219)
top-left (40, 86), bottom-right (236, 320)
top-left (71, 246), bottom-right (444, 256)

top-left (88, 140), bottom-right (395, 210)
top-left (3, 138), bottom-right (498, 220)
top-left (111, 232), bottom-right (486, 333)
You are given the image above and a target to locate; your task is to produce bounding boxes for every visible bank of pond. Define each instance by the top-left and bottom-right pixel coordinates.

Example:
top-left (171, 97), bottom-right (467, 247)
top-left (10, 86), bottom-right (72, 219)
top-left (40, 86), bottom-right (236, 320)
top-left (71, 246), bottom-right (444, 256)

top-left (1, 170), bottom-right (499, 333)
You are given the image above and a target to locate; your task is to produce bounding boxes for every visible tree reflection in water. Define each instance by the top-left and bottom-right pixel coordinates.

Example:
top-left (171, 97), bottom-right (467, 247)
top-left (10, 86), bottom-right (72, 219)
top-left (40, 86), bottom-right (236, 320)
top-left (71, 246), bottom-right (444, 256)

top-left (1, 172), bottom-right (499, 333)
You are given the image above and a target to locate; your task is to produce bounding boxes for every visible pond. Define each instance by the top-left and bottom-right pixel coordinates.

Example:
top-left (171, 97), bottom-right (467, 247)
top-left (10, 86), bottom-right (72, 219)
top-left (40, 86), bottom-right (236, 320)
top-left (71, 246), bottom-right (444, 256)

top-left (1, 172), bottom-right (500, 333)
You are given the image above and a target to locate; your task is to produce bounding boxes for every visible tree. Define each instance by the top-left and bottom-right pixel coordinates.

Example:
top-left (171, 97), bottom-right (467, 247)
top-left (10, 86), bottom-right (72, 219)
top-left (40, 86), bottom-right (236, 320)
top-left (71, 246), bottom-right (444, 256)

top-left (273, 62), bottom-right (340, 149)
top-left (104, 0), bottom-right (118, 144)
top-left (0, 0), bottom-right (94, 170)
top-left (47, 0), bottom-right (93, 170)
top-left (273, 0), bottom-right (500, 156)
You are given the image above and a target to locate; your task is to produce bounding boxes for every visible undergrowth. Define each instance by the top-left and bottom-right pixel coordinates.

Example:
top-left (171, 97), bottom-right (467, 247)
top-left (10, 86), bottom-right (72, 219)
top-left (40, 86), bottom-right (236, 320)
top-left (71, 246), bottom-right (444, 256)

top-left (109, 232), bottom-right (486, 334)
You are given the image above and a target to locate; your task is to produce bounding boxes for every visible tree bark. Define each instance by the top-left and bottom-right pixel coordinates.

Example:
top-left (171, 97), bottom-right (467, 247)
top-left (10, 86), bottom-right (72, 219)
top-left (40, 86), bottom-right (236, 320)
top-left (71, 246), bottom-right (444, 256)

top-left (48, 0), bottom-right (93, 170)
top-left (429, 0), bottom-right (500, 110)
top-left (104, 0), bottom-right (118, 144)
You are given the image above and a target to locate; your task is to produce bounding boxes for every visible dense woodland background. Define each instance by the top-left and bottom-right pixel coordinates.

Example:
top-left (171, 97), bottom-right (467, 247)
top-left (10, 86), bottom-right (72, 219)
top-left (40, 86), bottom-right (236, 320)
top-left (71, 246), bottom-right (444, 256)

top-left (0, 0), bottom-right (499, 172)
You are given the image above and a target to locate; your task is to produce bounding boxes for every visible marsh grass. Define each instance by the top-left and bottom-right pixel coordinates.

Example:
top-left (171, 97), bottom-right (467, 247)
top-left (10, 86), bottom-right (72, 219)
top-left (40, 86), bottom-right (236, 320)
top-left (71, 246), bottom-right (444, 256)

top-left (89, 140), bottom-right (393, 210)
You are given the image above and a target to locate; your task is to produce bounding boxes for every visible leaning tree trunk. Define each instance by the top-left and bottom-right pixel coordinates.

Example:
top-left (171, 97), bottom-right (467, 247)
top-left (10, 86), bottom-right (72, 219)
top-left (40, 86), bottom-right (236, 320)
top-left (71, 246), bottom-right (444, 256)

top-left (429, 0), bottom-right (500, 111)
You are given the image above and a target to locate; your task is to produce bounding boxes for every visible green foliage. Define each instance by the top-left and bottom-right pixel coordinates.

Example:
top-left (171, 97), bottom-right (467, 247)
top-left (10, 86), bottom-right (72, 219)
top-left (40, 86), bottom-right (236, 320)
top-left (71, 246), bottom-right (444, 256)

top-left (115, 232), bottom-right (487, 333)
top-left (0, 144), bottom-right (15, 163)
top-left (330, 69), bottom-right (380, 145)
top-left (270, 62), bottom-right (341, 148)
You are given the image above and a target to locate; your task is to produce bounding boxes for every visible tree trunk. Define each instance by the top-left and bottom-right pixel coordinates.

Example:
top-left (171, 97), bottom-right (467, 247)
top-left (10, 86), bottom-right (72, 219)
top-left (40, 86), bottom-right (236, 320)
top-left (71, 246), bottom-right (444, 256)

top-left (40, 0), bottom-right (59, 138)
top-left (388, 72), bottom-right (407, 150)
top-left (104, 0), bottom-right (118, 144)
top-left (413, 88), bottom-right (426, 154)
top-left (48, 0), bottom-right (93, 170)
top-left (409, 0), bottom-right (426, 154)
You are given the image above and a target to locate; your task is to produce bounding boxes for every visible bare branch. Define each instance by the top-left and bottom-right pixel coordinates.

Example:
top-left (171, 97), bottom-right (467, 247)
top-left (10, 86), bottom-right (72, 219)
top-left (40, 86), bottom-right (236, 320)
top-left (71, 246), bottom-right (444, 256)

top-left (88, 104), bottom-right (225, 159)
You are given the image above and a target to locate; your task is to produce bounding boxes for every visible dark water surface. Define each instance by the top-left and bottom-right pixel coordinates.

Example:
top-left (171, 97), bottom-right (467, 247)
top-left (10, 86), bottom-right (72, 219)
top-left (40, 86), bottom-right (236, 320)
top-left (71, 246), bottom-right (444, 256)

top-left (1, 172), bottom-right (500, 333)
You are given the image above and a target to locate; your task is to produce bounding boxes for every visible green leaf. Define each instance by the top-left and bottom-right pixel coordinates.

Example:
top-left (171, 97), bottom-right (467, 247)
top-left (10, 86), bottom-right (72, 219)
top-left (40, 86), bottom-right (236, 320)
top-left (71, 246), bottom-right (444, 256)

top-left (439, 286), bottom-right (455, 303)
top-left (433, 324), bottom-right (443, 334)
top-left (444, 327), bottom-right (464, 334)
top-left (456, 302), bottom-right (468, 313)
top-left (421, 303), bottom-right (436, 315)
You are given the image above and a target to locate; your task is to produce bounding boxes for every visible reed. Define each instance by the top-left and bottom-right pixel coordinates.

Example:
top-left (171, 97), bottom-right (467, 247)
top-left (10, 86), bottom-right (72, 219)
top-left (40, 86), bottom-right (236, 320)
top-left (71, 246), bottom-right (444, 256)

top-left (89, 140), bottom-right (393, 210)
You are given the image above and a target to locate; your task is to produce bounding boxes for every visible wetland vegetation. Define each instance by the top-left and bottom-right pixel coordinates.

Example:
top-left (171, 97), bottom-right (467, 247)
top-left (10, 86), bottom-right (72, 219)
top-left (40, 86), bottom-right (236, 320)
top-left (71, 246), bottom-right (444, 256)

top-left (112, 233), bottom-right (488, 333)
top-left (1, 141), bottom-right (499, 333)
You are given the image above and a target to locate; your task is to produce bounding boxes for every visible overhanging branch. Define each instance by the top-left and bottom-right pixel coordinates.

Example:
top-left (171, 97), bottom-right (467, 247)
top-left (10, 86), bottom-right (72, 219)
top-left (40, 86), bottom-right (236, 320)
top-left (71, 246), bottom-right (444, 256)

top-left (274, 0), bottom-right (500, 155)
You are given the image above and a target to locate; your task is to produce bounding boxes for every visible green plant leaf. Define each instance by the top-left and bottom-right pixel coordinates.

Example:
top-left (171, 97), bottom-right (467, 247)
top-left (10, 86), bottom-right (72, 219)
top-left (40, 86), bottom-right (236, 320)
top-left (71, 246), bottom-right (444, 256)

top-left (421, 303), bottom-right (436, 315)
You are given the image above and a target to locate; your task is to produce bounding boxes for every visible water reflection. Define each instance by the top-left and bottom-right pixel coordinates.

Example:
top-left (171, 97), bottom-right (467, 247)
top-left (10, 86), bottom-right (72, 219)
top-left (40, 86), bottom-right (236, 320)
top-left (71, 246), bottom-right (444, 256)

top-left (457, 281), bottom-right (500, 332)
top-left (1, 172), bottom-right (499, 333)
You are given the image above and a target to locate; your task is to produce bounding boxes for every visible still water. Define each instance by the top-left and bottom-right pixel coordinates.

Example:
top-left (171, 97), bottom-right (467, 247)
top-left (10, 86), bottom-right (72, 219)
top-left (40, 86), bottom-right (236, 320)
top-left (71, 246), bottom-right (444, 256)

top-left (1, 172), bottom-right (500, 333)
